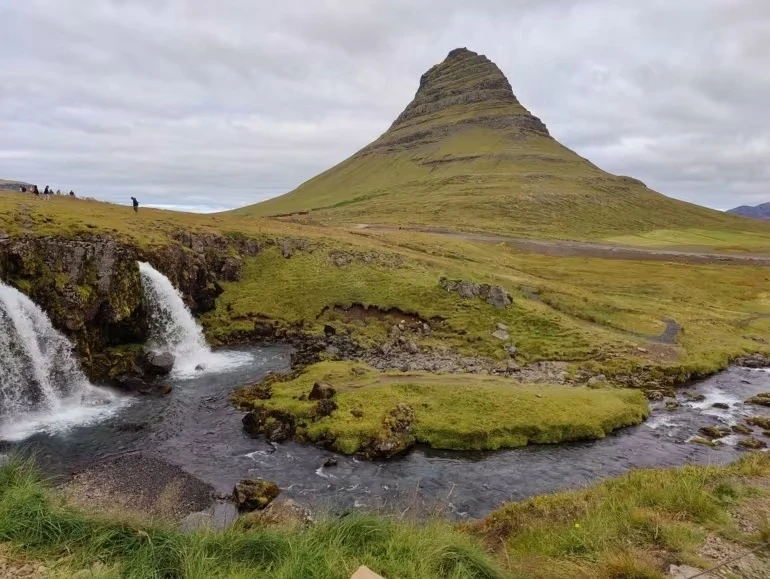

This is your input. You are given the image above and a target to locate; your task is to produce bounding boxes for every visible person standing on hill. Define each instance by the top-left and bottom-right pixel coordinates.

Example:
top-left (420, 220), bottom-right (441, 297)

top-left (69, 190), bottom-right (75, 197)
top-left (131, 197), bottom-right (139, 213)
top-left (43, 186), bottom-right (50, 201)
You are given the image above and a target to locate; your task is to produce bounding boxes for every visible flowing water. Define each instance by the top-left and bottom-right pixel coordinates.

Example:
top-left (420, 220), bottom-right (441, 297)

top-left (138, 262), bottom-right (250, 378)
top-left (0, 283), bottom-right (123, 442)
top-left (3, 344), bottom-right (769, 518)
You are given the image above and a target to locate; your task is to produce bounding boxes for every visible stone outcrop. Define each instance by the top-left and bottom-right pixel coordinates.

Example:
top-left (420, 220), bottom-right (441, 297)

top-left (367, 402), bottom-right (416, 459)
top-left (439, 277), bottom-right (512, 309)
top-left (142, 351), bottom-right (175, 376)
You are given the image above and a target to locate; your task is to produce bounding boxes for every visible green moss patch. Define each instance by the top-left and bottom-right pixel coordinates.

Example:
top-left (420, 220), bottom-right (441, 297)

top-left (235, 361), bottom-right (649, 456)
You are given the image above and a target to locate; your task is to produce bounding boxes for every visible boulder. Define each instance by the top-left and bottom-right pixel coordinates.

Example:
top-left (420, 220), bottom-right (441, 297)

top-left (496, 322), bottom-right (509, 331)
top-left (242, 408), bottom-right (297, 442)
top-left (682, 391), bottom-right (705, 402)
top-left (369, 403), bottom-right (416, 458)
top-left (646, 390), bottom-right (665, 401)
top-left (736, 354), bottom-right (770, 368)
top-left (746, 392), bottom-right (770, 407)
top-left (506, 346), bottom-right (518, 357)
top-left (587, 374), bottom-right (607, 386)
top-left (732, 424), bottom-right (753, 435)
top-left (115, 374), bottom-right (171, 396)
top-left (309, 381), bottom-right (336, 400)
top-left (323, 324), bottom-right (337, 337)
top-left (746, 416), bottom-right (770, 429)
top-left (143, 351), bottom-right (175, 376)
top-left (738, 437), bottom-right (767, 450)
top-left (698, 426), bottom-right (731, 439)
top-left (253, 321), bottom-right (275, 338)
top-left (486, 286), bottom-right (512, 309)
top-left (712, 402), bottom-right (730, 410)
top-left (323, 457), bottom-right (338, 468)
top-left (233, 479), bottom-right (280, 512)
top-left (238, 498), bottom-right (312, 530)
top-left (491, 329), bottom-right (510, 341)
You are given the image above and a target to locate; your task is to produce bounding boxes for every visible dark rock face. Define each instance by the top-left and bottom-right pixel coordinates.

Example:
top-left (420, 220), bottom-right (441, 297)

top-left (232, 479), bottom-right (280, 512)
top-left (439, 277), bottom-right (512, 309)
top-left (242, 407), bottom-right (297, 443)
top-left (736, 354), bottom-right (770, 368)
top-left (0, 230), bottom-right (263, 381)
top-left (143, 351), bottom-right (175, 376)
top-left (0, 237), bottom-right (146, 378)
top-left (309, 382), bottom-right (336, 401)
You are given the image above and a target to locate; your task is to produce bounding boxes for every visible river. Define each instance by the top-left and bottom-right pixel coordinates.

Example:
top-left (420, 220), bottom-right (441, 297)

top-left (3, 345), bottom-right (768, 519)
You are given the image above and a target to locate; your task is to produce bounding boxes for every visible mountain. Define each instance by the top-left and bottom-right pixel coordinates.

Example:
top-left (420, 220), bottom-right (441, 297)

top-left (0, 178), bottom-right (33, 190)
top-left (235, 47), bottom-right (765, 239)
top-left (727, 203), bottom-right (770, 220)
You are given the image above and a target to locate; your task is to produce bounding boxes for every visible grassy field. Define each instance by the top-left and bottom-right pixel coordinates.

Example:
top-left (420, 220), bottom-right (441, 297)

top-left (233, 361), bottom-right (649, 454)
top-left (3, 189), bottom-right (769, 387)
top-left (1, 454), bottom-right (768, 578)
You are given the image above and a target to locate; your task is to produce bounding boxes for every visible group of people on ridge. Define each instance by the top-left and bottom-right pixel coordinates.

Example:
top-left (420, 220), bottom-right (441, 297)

top-left (20, 185), bottom-right (75, 200)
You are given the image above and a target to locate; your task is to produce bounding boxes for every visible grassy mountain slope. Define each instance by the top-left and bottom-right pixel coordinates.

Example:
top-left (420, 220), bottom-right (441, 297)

top-left (232, 48), bottom-right (767, 241)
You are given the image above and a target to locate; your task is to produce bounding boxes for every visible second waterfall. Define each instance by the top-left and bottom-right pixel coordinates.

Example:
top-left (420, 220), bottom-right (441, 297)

top-left (138, 262), bottom-right (250, 378)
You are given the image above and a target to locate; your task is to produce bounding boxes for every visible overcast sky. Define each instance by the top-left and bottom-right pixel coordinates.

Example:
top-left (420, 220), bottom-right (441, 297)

top-left (0, 0), bottom-right (767, 212)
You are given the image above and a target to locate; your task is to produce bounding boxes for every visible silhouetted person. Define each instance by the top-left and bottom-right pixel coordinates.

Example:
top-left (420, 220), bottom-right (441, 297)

top-left (131, 197), bottom-right (139, 213)
top-left (43, 186), bottom-right (50, 201)
top-left (56, 189), bottom-right (61, 195)
top-left (32, 185), bottom-right (39, 197)
top-left (20, 186), bottom-right (26, 193)
top-left (69, 190), bottom-right (75, 197)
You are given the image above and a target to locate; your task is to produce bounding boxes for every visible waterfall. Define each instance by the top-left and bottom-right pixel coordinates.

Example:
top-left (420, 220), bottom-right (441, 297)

top-left (138, 262), bottom-right (250, 378)
top-left (0, 283), bottom-right (121, 441)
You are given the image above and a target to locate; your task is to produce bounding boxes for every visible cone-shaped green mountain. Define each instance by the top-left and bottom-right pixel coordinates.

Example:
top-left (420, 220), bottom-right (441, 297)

top-left (232, 48), bottom-right (763, 240)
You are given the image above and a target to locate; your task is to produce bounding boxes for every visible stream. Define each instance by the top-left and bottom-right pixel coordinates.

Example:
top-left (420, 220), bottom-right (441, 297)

top-left (3, 345), bottom-right (769, 519)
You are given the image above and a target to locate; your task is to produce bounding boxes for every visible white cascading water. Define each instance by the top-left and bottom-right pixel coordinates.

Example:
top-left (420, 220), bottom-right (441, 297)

top-left (0, 283), bottom-right (122, 441)
top-left (138, 262), bottom-right (250, 378)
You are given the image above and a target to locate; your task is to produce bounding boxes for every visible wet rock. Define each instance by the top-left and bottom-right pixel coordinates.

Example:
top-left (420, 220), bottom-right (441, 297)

top-left (323, 457), bottom-right (338, 468)
top-left (143, 351), bottom-right (175, 376)
top-left (647, 390), bottom-right (665, 401)
top-left (665, 399), bottom-right (680, 411)
top-left (746, 392), bottom-right (770, 407)
top-left (683, 391), bottom-right (706, 402)
top-left (313, 399), bottom-right (338, 419)
top-left (115, 374), bottom-right (170, 396)
top-left (732, 424), bottom-right (753, 435)
top-left (690, 436), bottom-right (721, 448)
top-left (233, 479), bottom-right (280, 512)
top-left (746, 416), bottom-right (770, 429)
top-left (736, 354), bottom-right (770, 368)
top-left (712, 402), bottom-right (730, 410)
top-left (738, 437), bottom-right (767, 450)
top-left (195, 364), bottom-right (205, 371)
top-left (698, 426), bottom-right (731, 440)
top-left (242, 408), bottom-right (296, 442)
top-left (309, 381), bottom-right (336, 400)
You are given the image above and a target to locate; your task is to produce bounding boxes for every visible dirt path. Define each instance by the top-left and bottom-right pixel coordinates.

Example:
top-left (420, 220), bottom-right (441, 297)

top-left (355, 224), bottom-right (770, 266)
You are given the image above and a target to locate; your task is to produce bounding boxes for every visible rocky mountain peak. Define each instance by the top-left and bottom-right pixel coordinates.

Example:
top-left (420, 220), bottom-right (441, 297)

top-left (361, 48), bottom-right (548, 155)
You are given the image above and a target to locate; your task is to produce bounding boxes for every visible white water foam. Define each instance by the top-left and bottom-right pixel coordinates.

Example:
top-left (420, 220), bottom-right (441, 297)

top-left (0, 283), bottom-right (124, 441)
top-left (138, 262), bottom-right (251, 378)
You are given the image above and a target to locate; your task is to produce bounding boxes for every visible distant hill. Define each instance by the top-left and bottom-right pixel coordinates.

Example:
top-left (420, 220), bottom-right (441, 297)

top-left (0, 178), bottom-right (33, 191)
top-left (727, 203), bottom-right (770, 220)
top-left (231, 47), bottom-right (767, 240)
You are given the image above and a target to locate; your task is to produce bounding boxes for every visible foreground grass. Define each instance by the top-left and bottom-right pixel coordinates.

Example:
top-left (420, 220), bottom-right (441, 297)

top-left (473, 452), bottom-right (770, 578)
top-left (0, 458), bottom-right (501, 579)
top-left (234, 362), bottom-right (649, 455)
top-left (2, 455), bottom-right (769, 578)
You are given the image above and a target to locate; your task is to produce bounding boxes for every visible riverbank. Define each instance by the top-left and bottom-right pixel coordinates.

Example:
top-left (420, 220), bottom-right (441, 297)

top-left (1, 454), bottom-right (769, 578)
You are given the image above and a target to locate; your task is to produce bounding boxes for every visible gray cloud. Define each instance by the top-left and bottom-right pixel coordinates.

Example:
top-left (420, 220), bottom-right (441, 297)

top-left (0, 0), bottom-right (767, 212)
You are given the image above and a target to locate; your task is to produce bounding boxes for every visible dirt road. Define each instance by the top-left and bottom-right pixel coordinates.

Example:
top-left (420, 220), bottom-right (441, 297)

top-left (355, 224), bottom-right (770, 266)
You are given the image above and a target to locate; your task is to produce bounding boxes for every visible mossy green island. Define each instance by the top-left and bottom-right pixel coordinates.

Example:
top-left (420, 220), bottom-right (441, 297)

top-left (235, 362), bottom-right (649, 456)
